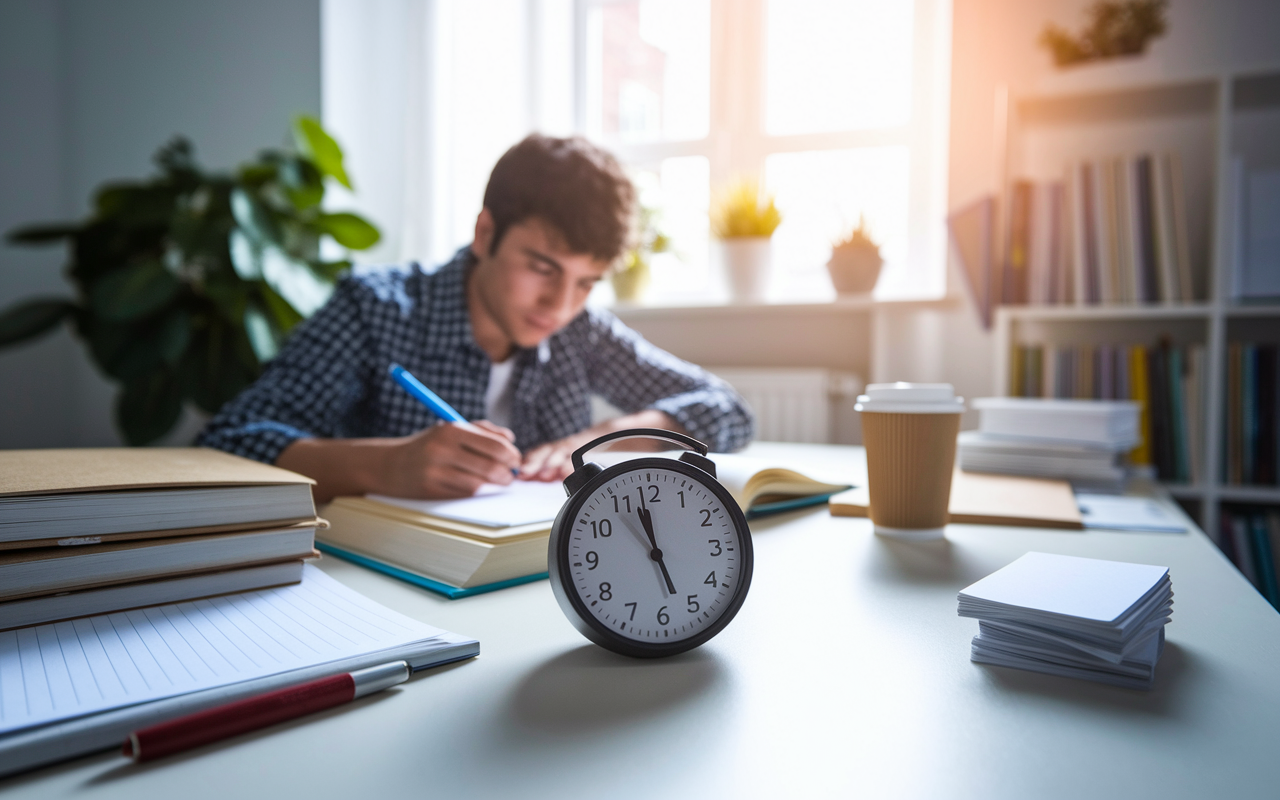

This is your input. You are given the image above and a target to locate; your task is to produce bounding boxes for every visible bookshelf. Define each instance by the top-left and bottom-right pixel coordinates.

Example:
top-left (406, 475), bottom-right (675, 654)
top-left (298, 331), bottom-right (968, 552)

top-left (991, 66), bottom-right (1280, 538)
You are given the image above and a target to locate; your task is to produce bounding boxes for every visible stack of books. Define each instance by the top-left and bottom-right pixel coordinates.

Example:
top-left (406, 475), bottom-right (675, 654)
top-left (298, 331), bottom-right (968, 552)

top-left (958, 398), bottom-right (1140, 489)
top-left (0, 448), bottom-right (320, 630)
top-left (958, 552), bottom-right (1174, 690)
top-left (1007, 341), bottom-right (1207, 483)
top-left (319, 452), bottom-right (850, 598)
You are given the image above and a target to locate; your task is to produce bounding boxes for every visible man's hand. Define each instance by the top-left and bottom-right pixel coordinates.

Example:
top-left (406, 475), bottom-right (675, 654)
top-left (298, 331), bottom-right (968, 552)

top-left (519, 409), bottom-right (684, 482)
top-left (381, 421), bottom-right (521, 498)
top-left (278, 420), bottom-right (521, 504)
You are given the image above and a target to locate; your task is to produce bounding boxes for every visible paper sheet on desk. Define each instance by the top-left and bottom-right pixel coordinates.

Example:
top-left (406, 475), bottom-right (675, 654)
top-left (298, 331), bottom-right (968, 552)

top-left (1076, 494), bottom-right (1187, 532)
top-left (0, 564), bottom-right (469, 736)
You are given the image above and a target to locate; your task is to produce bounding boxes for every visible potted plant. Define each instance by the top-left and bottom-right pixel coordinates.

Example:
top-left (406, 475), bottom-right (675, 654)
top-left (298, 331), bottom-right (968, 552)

top-left (611, 198), bottom-right (670, 305)
top-left (710, 179), bottom-right (782, 304)
top-left (0, 117), bottom-right (380, 445)
top-left (827, 215), bottom-right (883, 296)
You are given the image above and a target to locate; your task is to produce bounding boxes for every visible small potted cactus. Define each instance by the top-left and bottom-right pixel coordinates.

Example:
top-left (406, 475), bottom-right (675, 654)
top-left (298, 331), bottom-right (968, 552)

top-left (827, 216), bottom-right (883, 296)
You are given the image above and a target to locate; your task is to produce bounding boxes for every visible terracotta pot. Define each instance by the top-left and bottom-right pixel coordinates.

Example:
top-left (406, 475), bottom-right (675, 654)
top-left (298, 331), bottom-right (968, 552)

top-left (717, 237), bottom-right (772, 303)
top-left (827, 247), bottom-right (883, 296)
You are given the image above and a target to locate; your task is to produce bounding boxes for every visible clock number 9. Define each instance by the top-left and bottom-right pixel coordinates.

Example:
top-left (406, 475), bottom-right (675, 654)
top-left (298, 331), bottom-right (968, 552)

top-left (586, 551), bottom-right (598, 570)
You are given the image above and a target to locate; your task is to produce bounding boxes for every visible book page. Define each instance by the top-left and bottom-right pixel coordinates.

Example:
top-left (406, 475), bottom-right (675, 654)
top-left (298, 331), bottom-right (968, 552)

top-left (0, 565), bottom-right (460, 736)
top-left (369, 478), bottom-right (569, 527)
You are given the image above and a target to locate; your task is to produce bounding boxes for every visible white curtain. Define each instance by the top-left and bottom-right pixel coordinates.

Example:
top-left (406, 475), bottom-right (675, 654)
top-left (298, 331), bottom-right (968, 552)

top-left (321, 0), bottom-right (574, 268)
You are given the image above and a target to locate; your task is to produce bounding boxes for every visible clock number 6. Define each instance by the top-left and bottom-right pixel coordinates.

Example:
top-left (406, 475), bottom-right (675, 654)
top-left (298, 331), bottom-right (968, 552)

top-left (657, 606), bottom-right (670, 625)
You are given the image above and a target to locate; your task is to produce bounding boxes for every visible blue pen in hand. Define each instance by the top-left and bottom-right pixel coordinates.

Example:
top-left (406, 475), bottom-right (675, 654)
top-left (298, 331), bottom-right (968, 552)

top-left (388, 363), bottom-right (520, 476)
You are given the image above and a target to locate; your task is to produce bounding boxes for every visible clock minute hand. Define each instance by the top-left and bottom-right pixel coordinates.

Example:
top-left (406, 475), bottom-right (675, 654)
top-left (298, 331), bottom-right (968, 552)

top-left (638, 507), bottom-right (677, 595)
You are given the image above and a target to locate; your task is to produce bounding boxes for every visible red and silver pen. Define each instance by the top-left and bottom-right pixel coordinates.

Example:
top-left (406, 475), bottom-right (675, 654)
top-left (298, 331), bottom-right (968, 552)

top-left (123, 661), bottom-right (410, 762)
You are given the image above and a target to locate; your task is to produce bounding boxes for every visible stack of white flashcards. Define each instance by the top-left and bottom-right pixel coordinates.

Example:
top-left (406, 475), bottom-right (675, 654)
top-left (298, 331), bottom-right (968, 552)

top-left (958, 552), bottom-right (1173, 690)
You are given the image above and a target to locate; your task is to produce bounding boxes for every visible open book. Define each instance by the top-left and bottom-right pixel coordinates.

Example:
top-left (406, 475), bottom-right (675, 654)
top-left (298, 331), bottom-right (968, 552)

top-left (317, 451), bottom-right (852, 597)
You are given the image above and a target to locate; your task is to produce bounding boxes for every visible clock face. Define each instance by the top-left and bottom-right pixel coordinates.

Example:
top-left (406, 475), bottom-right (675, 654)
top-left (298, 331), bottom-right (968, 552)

top-left (550, 458), bottom-right (753, 657)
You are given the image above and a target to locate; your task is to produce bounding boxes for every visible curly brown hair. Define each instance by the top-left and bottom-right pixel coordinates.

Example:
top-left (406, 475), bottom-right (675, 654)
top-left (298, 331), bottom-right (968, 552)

top-left (482, 134), bottom-right (635, 263)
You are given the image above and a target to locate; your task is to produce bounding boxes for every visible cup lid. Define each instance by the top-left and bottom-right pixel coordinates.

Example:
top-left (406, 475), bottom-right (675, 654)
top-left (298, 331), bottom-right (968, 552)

top-left (855, 382), bottom-right (965, 414)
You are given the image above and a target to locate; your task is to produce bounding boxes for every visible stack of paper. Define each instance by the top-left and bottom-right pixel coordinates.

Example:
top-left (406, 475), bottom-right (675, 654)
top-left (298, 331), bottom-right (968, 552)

top-left (958, 552), bottom-right (1174, 690)
top-left (960, 398), bottom-right (1142, 488)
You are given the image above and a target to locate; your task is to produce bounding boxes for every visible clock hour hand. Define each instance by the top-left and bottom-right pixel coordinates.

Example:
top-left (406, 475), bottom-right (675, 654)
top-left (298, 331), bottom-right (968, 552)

top-left (638, 507), bottom-right (677, 595)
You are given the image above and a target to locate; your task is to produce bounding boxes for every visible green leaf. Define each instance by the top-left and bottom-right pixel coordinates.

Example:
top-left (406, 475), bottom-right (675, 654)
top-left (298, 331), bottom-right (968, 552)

top-left (178, 316), bottom-right (259, 413)
top-left (156, 308), bottom-right (191, 365)
top-left (90, 259), bottom-right (180, 321)
top-left (311, 259), bottom-right (352, 282)
top-left (280, 157), bottom-right (324, 210)
top-left (260, 245), bottom-right (333, 317)
top-left (228, 229), bottom-right (263, 280)
top-left (230, 188), bottom-right (277, 243)
top-left (0, 298), bottom-right (76, 347)
top-left (316, 213), bottom-right (381, 250)
top-left (116, 370), bottom-right (183, 445)
top-left (260, 283), bottom-right (305, 333)
top-left (6, 223), bottom-right (81, 245)
top-left (243, 306), bottom-right (278, 362)
top-left (294, 116), bottom-right (351, 189)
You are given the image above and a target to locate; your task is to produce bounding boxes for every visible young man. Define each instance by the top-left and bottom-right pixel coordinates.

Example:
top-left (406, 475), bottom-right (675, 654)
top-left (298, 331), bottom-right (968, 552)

top-left (198, 135), bottom-right (753, 503)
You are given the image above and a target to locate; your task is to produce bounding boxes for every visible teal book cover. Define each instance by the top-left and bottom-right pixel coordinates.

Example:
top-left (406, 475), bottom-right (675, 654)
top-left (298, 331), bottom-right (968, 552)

top-left (316, 542), bottom-right (548, 599)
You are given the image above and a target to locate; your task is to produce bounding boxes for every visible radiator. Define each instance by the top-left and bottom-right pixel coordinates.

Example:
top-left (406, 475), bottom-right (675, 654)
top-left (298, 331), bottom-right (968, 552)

top-left (707, 368), bottom-right (863, 444)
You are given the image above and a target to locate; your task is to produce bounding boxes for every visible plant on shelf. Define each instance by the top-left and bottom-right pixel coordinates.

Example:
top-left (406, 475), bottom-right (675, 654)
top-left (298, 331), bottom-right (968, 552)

top-left (0, 117), bottom-right (381, 445)
top-left (612, 184), bottom-right (671, 305)
top-left (710, 179), bottom-right (782, 304)
top-left (1039, 0), bottom-right (1168, 68)
top-left (827, 215), bottom-right (883, 296)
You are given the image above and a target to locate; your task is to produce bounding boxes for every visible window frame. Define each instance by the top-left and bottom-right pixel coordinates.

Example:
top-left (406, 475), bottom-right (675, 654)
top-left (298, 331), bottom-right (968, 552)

top-left (572, 0), bottom-right (952, 301)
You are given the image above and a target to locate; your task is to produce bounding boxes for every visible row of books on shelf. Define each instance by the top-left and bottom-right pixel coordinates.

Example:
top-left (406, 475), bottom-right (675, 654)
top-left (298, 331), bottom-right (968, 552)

top-left (1225, 343), bottom-right (1278, 487)
top-left (1009, 341), bottom-right (1204, 484)
top-left (948, 151), bottom-right (1203, 327)
top-left (1010, 152), bottom-right (1198, 307)
top-left (1216, 505), bottom-right (1280, 612)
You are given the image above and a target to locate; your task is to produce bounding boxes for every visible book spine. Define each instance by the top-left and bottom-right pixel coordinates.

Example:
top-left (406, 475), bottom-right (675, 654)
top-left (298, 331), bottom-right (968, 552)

top-left (1169, 346), bottom-right (1188, 483)
top-left (1251, 512), bottom-right (1280, 609)
top-left (1231, 513), bottom-right (1260, 588)
top-left (1094, 160), bottom-right (1116, 304)
top-left (1228, 343), bottom-right (1242, 485)
top-left (1257, 345), bottom-right (1277, 485)
top-left (1168, 152), bottom-right (1195, 300)
top-left (1148, 345), bottom-right (1170, 479)
top-left (1136, 154), bottom-right (1160, 304)
top-left (1114, 157), bottom-right (1136, 304)
top-left (1081, 162), bottom-right (1101, 304)
top-left (1008, 181), bottom-right (1032, 305)
top-left (1130, 345), bottom-right (1153, 466)
top-left (1153, 152), bottom-right (1179, 303)
top-left (1245, 344), bottom-right (1257, 484)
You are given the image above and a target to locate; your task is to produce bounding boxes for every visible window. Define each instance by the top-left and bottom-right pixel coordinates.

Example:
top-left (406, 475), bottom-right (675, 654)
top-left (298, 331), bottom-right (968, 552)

top-left (577, 0), bottom-right (952, 304)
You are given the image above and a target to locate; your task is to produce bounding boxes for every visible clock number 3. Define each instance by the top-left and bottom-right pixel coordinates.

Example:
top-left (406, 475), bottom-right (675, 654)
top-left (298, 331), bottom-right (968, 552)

top-left (708, 539), bottom-right (722, 556)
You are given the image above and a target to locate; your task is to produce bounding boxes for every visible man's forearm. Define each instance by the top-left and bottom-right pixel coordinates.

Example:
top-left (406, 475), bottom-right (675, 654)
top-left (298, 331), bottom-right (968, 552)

top-left (276, 438), bottom-right (391, 505)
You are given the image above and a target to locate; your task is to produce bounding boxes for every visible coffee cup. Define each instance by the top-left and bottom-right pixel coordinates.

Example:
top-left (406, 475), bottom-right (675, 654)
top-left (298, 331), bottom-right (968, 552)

top-left (855, 382), bottom-right (965, 541)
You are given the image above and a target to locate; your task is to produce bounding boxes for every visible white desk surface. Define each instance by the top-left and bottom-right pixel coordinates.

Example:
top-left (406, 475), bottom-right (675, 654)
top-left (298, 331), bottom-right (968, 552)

top-left (5, 443), bottom-right (1280, 799)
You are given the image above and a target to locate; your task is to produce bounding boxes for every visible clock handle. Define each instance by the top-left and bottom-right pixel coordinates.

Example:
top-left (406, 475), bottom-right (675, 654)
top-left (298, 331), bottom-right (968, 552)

top-left (569, 427), bottom-right (709, 471)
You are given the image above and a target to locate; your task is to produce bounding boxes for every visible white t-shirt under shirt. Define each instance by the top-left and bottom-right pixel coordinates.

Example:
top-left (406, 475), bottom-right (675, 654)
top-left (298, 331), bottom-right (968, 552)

top-left (484, 358), bottom-right (517, 429)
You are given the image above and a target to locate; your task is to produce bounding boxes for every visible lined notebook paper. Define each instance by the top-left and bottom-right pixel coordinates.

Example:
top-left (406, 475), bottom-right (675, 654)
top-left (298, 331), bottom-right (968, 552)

top-left (0, 565), bottom-right (474, 737)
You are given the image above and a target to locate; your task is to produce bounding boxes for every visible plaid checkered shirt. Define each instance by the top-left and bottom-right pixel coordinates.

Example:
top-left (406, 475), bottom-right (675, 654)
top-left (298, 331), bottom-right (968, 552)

top-left (197, 248), bottom-right (754, 463)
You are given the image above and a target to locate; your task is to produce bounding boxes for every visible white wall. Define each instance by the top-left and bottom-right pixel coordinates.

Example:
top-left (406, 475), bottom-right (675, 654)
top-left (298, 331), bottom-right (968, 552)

top-left (0, 0), bottom-right (321, 448)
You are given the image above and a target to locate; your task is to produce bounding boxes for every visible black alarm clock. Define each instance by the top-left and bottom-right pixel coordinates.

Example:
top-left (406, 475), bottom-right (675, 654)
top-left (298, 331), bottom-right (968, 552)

top-left (547, 428), bottom-right (754, 658)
